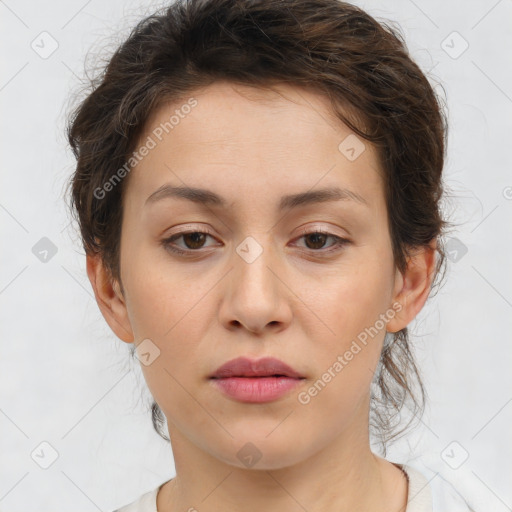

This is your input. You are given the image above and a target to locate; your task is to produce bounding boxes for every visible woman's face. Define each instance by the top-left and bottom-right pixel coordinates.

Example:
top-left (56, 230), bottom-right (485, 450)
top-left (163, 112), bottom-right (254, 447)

top-left (100, 81), bottom-right (411, 469)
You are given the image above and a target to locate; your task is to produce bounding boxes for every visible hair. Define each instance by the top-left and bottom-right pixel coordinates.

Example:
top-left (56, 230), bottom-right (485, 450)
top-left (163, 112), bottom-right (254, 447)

top-left (65, 0), bottom-right (451, 455)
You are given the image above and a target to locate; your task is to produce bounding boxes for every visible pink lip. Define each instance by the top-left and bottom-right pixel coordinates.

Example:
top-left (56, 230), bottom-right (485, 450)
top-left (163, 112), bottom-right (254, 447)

top-left (209, 357), bottom-right (305, 403)
top-left (210, 356), bottom-right (303, 379)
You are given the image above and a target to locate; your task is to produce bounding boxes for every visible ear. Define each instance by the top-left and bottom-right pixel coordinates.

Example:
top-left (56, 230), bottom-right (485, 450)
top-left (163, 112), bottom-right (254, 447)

top-left (86, 253), bottom-right (134, 343)
top-left (386, 240), bottom-right (437, 334)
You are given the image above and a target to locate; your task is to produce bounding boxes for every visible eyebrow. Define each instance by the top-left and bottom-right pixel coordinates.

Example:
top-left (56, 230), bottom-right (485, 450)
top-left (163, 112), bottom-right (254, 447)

top-left (144, 184), bottom-right (368, 210)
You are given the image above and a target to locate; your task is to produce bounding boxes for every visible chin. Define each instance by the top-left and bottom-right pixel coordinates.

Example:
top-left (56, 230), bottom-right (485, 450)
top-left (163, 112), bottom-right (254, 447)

top-left (212, 432), bottom-right (316, 471)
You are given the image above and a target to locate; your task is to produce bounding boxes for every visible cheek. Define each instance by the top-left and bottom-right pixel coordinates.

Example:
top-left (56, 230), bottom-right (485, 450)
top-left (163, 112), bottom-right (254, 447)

top-left (122, 250), bottom-right (219, 394)
top-left (308, 256), bottom-right (392, 380)
top-left (320, 259), bottom-right (393, 335)
top-left (123, 244), bottom-right (214, 338)
top-left (301, 280), bottom-right (388, 422)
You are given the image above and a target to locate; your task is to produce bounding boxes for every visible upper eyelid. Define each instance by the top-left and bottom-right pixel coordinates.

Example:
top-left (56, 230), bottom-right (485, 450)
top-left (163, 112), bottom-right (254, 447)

top-left (167, 223), bottom-right (347, 236)
top-left (166, 227), bottom-right (345, 240)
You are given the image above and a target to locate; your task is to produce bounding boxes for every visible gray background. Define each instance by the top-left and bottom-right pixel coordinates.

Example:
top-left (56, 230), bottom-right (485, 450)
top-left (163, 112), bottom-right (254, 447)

top-left (1, 0), bottom-right (511, 510)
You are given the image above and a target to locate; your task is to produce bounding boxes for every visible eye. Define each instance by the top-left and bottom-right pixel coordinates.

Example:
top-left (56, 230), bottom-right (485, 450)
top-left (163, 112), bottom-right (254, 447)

top-left (292, 228), bottom-right (351, 255)
top-left (161, 227), bottom-right (351, 258)
top-left (161, 229), bottom-right (218, 256)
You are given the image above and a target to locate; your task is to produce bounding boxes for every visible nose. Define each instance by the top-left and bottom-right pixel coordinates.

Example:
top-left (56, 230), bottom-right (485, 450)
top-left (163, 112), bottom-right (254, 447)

top-left (218, 235), bottom-right (293, 335)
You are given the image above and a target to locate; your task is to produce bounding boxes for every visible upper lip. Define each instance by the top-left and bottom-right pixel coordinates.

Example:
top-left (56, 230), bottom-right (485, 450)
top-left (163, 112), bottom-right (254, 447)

top-left (210, 357), bottom-right (304, 379)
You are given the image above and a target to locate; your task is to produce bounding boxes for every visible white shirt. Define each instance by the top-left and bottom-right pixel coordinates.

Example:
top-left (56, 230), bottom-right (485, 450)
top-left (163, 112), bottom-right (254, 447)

top-left (112, 463), bottom-right (474, 512)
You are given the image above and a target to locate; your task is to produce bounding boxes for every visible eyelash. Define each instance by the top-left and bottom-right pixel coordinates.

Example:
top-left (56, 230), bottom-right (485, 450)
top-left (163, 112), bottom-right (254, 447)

top-left (161, 228), bottom-right (351, 257)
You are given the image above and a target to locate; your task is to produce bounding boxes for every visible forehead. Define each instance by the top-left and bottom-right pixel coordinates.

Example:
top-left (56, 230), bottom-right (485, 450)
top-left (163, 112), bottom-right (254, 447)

top-left (143, 80), bottom-right (364, 148)
top-left (124, 81), bottom-right (384, 212)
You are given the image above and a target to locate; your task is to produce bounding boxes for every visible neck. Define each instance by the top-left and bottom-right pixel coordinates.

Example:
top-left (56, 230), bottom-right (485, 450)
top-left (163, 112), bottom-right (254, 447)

top-left (157, 423), bottom-right (408, 512)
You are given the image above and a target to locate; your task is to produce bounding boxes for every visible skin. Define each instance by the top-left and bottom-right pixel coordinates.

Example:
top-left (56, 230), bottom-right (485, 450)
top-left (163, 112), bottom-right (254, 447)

top-left (87, 81), bottom-right (436, 512)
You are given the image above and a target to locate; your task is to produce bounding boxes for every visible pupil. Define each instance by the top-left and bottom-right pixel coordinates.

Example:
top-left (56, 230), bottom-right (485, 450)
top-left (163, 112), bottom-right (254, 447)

top-left (306, 233), bottom-right (326, 249)
top-left (184, 232), bottom-right (205, 249)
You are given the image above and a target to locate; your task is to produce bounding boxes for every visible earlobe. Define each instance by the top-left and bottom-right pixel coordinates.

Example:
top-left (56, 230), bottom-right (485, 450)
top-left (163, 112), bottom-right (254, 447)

top-left (386, 242), bottom-right (437, 334)
top-left (86, 253), bottom-right (134, 343)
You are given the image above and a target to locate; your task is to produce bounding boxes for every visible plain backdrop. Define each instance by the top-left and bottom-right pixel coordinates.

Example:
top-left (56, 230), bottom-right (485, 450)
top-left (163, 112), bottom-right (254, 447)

top-left (1, 0), bottom-right (511, 510)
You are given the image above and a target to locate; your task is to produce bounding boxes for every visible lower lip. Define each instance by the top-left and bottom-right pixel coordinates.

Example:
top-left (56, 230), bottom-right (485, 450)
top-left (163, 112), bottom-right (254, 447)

top-left (210, 376), bottom-right (304, 403)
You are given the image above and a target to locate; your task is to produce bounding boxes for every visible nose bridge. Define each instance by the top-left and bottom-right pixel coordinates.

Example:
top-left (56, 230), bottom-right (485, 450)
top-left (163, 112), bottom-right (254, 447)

top-left (234, 232), bottom-right (278, 301)
top-left (219, 231), bottom-right (291, 332)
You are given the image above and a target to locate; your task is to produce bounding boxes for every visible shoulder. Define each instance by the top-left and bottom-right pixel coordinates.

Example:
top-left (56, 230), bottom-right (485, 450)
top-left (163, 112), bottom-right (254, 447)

top-left (108, 468), bottom-right (477, 512)
top-left (399, 463), bottom-right (475, 512)
top-left (111, 480), bottom-right (170, 512)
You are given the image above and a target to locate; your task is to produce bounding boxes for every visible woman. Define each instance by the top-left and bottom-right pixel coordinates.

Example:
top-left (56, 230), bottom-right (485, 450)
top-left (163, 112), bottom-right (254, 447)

top-left (65, 0), bottom-right (473, 510)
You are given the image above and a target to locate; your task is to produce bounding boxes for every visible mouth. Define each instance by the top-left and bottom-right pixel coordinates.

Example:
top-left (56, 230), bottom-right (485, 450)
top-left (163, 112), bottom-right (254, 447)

top-left (209, 357), bottom-right (306, 403)
top-left (209, 356), bottom-right (305, 379)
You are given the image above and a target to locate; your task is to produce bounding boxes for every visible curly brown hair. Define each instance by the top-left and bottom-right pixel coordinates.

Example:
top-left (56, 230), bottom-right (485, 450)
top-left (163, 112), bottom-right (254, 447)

top-left (65, 0), bottom-right (451, 455)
